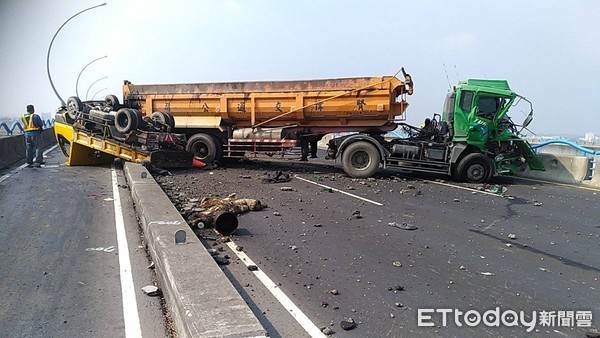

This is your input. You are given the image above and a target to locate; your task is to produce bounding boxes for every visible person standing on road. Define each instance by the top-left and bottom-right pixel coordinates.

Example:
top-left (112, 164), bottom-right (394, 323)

top-left (22, 104), bottom-right (44, 167)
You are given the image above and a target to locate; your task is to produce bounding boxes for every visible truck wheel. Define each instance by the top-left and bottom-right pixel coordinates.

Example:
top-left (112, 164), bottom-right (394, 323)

top-left (455, 153), bottom-right (492, 183)
top-left (115, 108), bottom-right (140, 133)
top-left (104, 95), bottom-right (121, 110)
top-left (341, 141), bottom-right (380, 178)
top-left (151, 112), bottom-right (175, 130)
top-left (186, 133), bottom-right (222, 164)
top-left (66, 96), bottom-right (83, 120)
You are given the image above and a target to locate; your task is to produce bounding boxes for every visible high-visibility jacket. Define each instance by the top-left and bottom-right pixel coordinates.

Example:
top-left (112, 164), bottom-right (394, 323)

top-left (22, 113), bottom-right (42, 132)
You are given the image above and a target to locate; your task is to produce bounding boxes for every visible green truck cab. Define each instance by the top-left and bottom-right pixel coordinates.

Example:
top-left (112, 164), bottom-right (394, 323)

top-left (329, 78), bottom-right (544, 182)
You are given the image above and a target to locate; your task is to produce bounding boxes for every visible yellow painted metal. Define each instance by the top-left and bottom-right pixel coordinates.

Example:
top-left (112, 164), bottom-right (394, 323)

top-left (54, 120), bottom-right (150, 166)
top-left (123, 74), bottom-right (411, 129)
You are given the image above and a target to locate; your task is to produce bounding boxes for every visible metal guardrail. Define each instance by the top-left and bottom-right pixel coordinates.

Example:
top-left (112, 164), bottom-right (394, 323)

top-left (532, 139), bottom-right (598, 179)
top-left (0, 119), bottom-right (55, 136)
top-left (531, 139), bottom-right (600, 156)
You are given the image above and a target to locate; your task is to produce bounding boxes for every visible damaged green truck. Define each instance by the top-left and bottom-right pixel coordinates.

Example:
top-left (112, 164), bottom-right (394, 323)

top-left (327, 78), bottom-right (545, 182)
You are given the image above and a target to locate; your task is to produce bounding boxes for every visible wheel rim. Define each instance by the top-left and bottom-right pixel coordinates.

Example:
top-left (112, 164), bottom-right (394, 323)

top-left (350, 150), bottom-right (370, 169)
top-left (466, 163), bottom-right (486, 182)
top-left (193, 142), bottom-right (209, 158)
top-left (117, 115), bottom-right (130, 128)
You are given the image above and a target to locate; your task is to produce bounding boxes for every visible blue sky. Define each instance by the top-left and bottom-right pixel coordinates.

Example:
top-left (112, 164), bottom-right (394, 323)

top-left (1, 0), bottom-right (599, 136)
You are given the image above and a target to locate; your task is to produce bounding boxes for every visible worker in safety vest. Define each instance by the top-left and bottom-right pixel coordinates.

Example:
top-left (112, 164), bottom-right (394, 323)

top-left (22, 104), bottom-right (44, 167)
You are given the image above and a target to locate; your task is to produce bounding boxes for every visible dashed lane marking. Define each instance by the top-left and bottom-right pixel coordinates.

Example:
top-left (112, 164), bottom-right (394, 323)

top-left (0, 145), bottom-right (58, 184)
top-left (425, 180), bottom-right (506, 197)
top-left (294, 175), bottom-right (384, 206)
top-left (226, 240), bottom-right (327, 338)
top-left (111, 165), bottom-right (142, 338)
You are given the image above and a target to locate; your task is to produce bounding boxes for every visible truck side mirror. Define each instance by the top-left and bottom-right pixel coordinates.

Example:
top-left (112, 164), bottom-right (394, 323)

top-left (523, 113), bottom-right (533, 128)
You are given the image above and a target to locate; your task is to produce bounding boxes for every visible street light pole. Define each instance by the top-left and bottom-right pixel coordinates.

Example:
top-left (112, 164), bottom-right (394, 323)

top-left (85, 76), bottom-right (108, 100)
top-left (92, 88), bottom-right (108, 100)
top-left (76, 55), bottom-right (107, 98)
top-left (46, 2), bottom-right (107, 106)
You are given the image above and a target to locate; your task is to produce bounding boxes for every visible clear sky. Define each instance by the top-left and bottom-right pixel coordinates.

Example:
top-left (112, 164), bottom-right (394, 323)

top-left (1, 0), bottom-right (598, 136)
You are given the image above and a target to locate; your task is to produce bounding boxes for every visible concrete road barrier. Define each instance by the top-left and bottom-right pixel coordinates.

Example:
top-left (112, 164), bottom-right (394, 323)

top-left (0, 129), bottom-right (56, 168)
top-left (517, 154), bottom-right (591, 185)
top-left (124, 163), bottom-right (266, 338)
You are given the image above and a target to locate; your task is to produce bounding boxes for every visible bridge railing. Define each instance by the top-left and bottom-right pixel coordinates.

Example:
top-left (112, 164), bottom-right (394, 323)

top-left (532, 139), bottom-right (598, 179)
top-left (0, 119), bottom-right (55, 136)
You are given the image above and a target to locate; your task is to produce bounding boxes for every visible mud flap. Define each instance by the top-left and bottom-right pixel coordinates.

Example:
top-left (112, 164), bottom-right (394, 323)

top-left (515, 139), bottom-right (545, 171)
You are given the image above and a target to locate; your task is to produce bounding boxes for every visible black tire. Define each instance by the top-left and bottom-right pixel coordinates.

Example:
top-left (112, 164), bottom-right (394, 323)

top-left (186, 133), bottom-right (222, 164)
top-left (115, 108), bottom-right (140, 133)
top-left (66, 96), bottom-right (83, 120)
top-left (454, 153), bottom-right (492, 183)
top-left (57, 135), bottom-right (71, 157)
top-left (151, 111), bottom-right (175, 130)
top-left (341, 141), bottom-right (381, 178)
top-left (104, 95), bottom-right (120, 110)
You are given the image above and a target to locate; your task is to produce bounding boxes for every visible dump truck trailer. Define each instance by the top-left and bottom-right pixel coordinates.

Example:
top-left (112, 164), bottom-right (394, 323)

top-left (121, 69), bottom-right (542, 182)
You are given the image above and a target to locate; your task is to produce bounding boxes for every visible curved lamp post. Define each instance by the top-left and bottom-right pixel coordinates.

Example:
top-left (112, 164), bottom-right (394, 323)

top-left (85, 76), bottom-right (108, 100)
top-left (46, 2), bottom-right (107, 106)
top-left (91, 88), bottom-right (108, 100)
top-left (76, 55), bottom-right (107, 97)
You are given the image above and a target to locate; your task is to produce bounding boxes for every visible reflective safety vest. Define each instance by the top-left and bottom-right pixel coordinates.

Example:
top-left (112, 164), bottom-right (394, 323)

top-left (22, 114), bottom-right (41, 132)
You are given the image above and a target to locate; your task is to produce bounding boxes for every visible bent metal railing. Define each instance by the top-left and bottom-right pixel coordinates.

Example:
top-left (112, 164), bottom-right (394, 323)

top-left (532, 139), bottom-right (599, 179)
top-left (0, 119), bottom-right (55, 136)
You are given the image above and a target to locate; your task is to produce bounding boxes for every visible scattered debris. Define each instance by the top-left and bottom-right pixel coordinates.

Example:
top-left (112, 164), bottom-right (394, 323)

top-left (395, 302), bottom-right (403, 307)
top-left (480, 272), bottom-right (495, 276)
top-left (321, 301), bottom-right (329, 308)
top-left (322, 327), bottom-right (335, 336)
top-left (330, 289), bottom-right (339, 295)
top-left (392, 261), bottom-right (402, 267)
top-left (103, 198), bottom-right (114, 202)
top-left (322, 187), bottom-right (334, 193)
top-left (314, 223), bottom-right (322, 227)
top-left (273, 211), bottom-right (281, 216)
top-left (262, 171), bottom-right (292, 183)
top-left (485, 184), bottom-right (507, 196)
top-left (533, 202), bottom-right (543, 206)
top-left (459, 266), bottom-right (466, 270)
top-left (241, 175), bottom-right (251, 179)
top-left (213, 256), bottom-right (230, 265)
top-left (388, 222), bottom-right (418, 231)
top-left (350, 210), bottom-right (363, 219)
top-left (508, 233), bottom-right (517, 240)
top-left (453, 198), bottom-right (461, 202)
top-left (340, 318), bottom-right (357, 331)
top-left (147, 262), bottom-right (155, 269)
top-left (388, 285), bottom-right (404, 291)
top-left (188, 193), bottom-right (265, 233)
top-left (539, 267), bottom-right (548, 272)
top-left (280, 187), bottom-right (294, 191)
top-left (235, 246), bottom-right (243, 252)
top-left (390, 313), bottom-right (395, 318)
top-left (141, 285), bottom-right (160, 296)
top-left (506, 243), bottom-right (513, 248)
top-left (247, 265), bottom-right (259, 271)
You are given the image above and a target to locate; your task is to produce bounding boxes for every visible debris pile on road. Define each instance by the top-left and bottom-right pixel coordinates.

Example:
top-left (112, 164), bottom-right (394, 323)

top-left (261, 170), bottom-right (292, 183)
top-left (188, 193), bottom-right (266, 234)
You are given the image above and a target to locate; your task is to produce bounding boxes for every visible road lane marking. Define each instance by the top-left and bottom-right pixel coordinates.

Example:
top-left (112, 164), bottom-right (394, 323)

top-left (294, 175), bottom-right (384, 206)
top-left (425, 180), bottom-right (505, 197)
top-left (111, 166), bottom-right (142, 338)
top-left (225, 240), bottom-right (327, 338)
top-left (0, 144), bottom-right (57, 184)
top-left (510, 176), bottom-right (600, 193)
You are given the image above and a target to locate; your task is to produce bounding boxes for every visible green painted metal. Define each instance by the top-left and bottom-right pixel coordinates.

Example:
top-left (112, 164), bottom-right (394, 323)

top-left (442, 79), bottom-right (544, 175)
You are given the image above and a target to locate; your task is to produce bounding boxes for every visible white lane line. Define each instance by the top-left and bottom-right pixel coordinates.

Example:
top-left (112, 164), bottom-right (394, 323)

top-left (426, 180), bottom-right (505, 197)
top-left (111, 166), bottom-right (142, 338)
top-left (0, 144), bottom-right (58, 184)
top-left (294, 175), bottom-right (384, 206)
top-left (225, 241), bottom-right (327, 338)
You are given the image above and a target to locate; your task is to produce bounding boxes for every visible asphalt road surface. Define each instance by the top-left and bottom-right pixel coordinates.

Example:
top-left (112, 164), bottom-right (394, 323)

top-left (157, 154), bottom-right (599, 337)
top-left (0, 147), bottom-right (168, 337)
